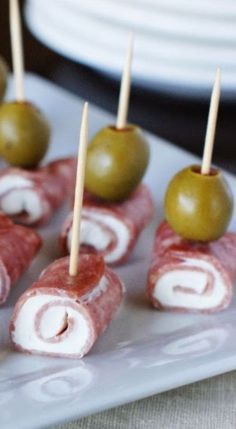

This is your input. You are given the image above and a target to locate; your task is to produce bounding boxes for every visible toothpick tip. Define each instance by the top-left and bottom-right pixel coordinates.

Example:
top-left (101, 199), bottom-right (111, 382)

top-left (201, 67), bottom-right (222, 175)
top-left (216, 67), bottom-right (221, 81)
top-left (116, 32), bottom-right (134, 129)
top-left (129, 30), bottom-right (134, 40)
top-left (128, 32), bottom-right (134, 51)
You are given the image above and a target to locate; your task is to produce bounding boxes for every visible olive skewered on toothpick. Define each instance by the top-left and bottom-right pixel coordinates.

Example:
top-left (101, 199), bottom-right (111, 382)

top-left (85, 33), bottom-right (149, 202)
top-left (165, 69), bottom-right (233, 242)
top-left (0, 0), bottom-right (50, 168)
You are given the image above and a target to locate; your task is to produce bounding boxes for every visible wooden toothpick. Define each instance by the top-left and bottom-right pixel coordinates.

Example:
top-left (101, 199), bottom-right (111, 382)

top-left (10, 0), bottom-right (25, 102)
top-left (201, 68), bottom-right (221, 175)
top-left (69, 102), bottom-right (89, 277)
top-left (116, 32), bottom-right (134, 129)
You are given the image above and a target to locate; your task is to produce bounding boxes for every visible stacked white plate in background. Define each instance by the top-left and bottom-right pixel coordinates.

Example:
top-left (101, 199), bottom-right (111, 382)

top-left (25, 0), bottom-right (236, 99)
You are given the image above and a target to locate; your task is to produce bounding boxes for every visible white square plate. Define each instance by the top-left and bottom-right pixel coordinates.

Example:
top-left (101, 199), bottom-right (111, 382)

top-left (1, 75), bottom-right (236, 429)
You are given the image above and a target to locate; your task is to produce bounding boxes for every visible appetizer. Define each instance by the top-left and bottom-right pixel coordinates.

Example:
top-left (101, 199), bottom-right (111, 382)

top-left (147, 220), bottom-right (236, 313)
top-left (147, 69), bottom-right (236, 313)
top-left (0, 212), bottom-right (41, 305)
top-left (85, 35), bottom-right (149, 202)
top-left (0, 55), bottom-right (8, 102)
top-left (10, 253), bottom-right (124, 358)
top-left (61, 34), bottom-right (154, 266)
top-left (0, 158), bottom-right (75, 226)
top-left (61, 185), bottom-right (154, 266)
top-left (10, 103), bottom-right (124, 358)
top-left (0, 1), bottom-right (76, 226)
top-left (0, 0), bottom-right (50, 168)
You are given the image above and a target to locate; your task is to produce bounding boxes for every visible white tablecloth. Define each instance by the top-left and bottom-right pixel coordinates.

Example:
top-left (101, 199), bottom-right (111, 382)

top-left (54, 371), bottom-right (236, 429)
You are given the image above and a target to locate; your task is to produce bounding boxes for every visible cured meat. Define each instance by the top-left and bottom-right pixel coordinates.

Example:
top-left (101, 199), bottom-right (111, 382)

top-left (10, 254), bottom-right (124, 358)
top-left (147, 221), bottom-right (236, 313)
top-left (0, 213), bottom-right (41, 304)
top-left (0, 158), bottom-right (76, 226)
top-left (60, 184), bottom-right (154, 266)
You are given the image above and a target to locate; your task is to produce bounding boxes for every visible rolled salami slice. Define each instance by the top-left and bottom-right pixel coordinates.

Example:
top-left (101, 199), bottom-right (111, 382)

top-left (0, 158), bottom-right (75, 226)
top-left (10, 254), bottom-right (124, 358)
top-left (61, 184), bottom-right (154, 266)
top-left (0, 213), bottom-right (41, 305)
top-left (147, 221), bottom-right (236, 313)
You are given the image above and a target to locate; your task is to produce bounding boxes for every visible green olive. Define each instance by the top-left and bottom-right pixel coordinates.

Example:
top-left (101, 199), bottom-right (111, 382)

top-left (85, 124), bottom-right (149, 201)
top-left (164, 165), bottom-right (233, 241)
top-left (0, 56), bottom-right (8, 102)
top-left (0, 101), bottom-right (50, 168)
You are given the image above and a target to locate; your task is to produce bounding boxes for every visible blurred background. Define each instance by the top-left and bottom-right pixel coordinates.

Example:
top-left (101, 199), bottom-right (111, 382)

top-left (1, 0), bottom-right (236, 169)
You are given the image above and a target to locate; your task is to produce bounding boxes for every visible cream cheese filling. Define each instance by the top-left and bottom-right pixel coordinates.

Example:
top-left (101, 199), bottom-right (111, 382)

top-left (0, 175), bottom-right (43, 222)
top-left (67, 209), bottom-right (130, 263)
top-left (154, 258), bottom-right (226, 310)
top-left (12, 295), bottom-right (90, 355)
top-left (12, 276), bottom-right (108, 355)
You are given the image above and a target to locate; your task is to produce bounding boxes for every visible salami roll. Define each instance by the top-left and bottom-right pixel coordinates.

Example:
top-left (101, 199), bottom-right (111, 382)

top-left (147, 221), bottom-right (236, 313)
top-left (0, 158), bottom-right (75, 226)
top-left (61, 184), bottom-right (154, 266)
top-left (0, 213), bottom-right (41, 305)
top-left (10, 254), bottom-right (124, 358)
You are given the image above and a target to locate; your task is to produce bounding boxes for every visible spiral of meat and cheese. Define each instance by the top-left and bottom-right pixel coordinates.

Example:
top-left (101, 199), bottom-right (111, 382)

top-left (0, 158), bottom-right (75, 226)
top-left (61, 185), bottom-right (154, 266)
top-left (10, 254), bottom-right (124, 358)
top-left (147, 221), bottom-right (236, 313)
top-left (0, 213), bottom-right (41, 304)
